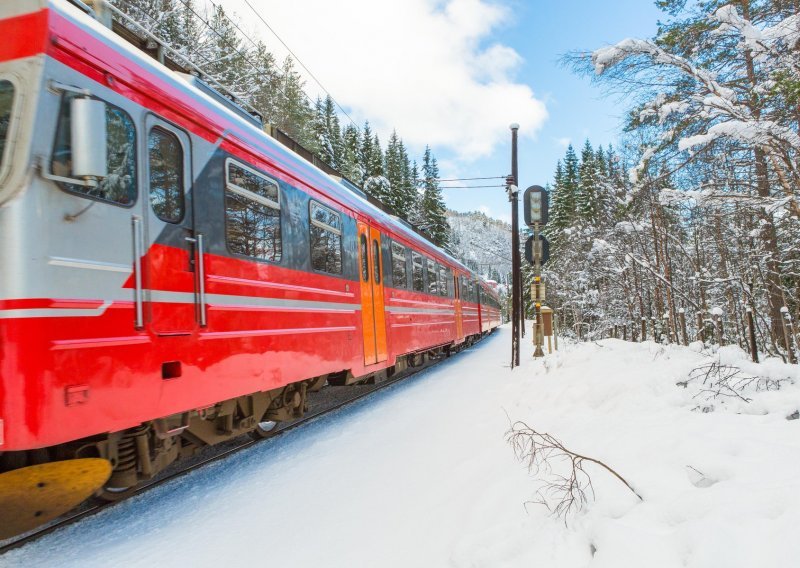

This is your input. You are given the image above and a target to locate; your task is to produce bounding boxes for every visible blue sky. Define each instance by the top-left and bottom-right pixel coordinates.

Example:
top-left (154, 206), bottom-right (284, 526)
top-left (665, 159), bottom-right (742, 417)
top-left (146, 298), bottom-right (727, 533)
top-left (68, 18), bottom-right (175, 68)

top-left (440, 0), bottom-right (665, 221)
top-left (220, 0), bottom-right (665, 222)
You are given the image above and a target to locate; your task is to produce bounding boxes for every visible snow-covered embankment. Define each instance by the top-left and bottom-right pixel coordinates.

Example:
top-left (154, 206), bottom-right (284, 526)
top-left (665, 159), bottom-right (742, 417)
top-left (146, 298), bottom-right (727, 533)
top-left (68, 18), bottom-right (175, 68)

top-left (3, 326), bottom-right (799, 567)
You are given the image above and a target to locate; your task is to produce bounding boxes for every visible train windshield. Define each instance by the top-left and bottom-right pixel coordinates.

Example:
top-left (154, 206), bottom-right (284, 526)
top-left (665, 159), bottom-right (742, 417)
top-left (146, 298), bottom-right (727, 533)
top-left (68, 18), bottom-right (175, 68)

top-left (0, 80), bottom-right (14, 171)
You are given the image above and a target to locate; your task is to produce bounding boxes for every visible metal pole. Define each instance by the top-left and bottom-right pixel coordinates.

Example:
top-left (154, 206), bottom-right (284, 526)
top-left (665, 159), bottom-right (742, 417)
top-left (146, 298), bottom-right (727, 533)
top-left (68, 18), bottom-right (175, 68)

top-left (520, 275), bottom-right (526, 338)
top-left (510, 124), bottom-right (521, 368)
top-left (533, 221), bottom-right (544, 358)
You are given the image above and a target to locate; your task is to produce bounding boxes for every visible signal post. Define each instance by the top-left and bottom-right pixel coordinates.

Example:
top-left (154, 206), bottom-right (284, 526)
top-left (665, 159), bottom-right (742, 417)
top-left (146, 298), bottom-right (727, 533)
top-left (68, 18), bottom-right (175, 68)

top-left (523, 186), bottom-right (549, 358)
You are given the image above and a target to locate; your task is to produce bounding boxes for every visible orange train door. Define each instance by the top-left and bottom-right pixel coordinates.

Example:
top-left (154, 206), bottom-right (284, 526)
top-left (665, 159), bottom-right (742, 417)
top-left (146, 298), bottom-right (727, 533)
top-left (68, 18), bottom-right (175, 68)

top-left (454, 273), bottom-right (464, 342)
top-left (357, 222), bottom-right (388, 365)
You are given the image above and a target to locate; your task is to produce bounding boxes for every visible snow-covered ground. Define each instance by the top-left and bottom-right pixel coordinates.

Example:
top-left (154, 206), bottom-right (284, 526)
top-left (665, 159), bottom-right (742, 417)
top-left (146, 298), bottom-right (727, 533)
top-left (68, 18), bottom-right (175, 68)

top-left (4, 326), bottom-right (800, 567)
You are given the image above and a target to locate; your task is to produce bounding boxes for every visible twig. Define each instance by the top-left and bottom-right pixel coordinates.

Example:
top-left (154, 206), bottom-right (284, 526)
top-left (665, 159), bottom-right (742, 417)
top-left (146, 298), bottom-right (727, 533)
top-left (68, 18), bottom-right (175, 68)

top-left (506, 421), bottom-right (642, 524)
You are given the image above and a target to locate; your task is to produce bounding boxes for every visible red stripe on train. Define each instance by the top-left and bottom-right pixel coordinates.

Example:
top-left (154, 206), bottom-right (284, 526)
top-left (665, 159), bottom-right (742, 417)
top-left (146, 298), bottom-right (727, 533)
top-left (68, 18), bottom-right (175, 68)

top-left (0, 9), bottom-right (49, 63)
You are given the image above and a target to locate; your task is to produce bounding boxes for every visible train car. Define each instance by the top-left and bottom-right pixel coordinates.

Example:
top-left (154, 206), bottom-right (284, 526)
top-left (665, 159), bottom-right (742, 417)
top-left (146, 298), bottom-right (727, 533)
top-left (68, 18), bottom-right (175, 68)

top-left (0, 0), bottom-right (502, 537)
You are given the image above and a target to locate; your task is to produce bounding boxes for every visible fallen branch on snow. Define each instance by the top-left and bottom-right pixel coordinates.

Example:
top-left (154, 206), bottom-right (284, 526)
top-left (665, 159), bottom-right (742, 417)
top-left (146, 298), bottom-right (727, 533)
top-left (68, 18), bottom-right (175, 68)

top-left (678, 360), bottom-right (787, 408)
top-left (506, 421), bottom-right (642, 524)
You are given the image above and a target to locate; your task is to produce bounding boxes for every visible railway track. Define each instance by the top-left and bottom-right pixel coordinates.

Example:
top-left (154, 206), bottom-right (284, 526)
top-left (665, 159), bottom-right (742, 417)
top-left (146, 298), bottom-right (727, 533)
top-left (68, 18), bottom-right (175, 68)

top-left (0, 340), bottom-right (482, 555)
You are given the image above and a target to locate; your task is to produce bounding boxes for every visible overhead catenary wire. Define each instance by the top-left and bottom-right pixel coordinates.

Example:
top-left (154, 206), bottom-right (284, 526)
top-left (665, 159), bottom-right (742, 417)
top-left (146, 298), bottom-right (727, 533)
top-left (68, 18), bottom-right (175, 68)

top-left (469, 240), bottom-right (513, 263)
top-left (435, 176), bottom-right (507, 182)
top-left (439, 185), bottom-right (506, 189)
top-left (240, 0), bottom-right (359, 131)
top-left (171, 0), bottom-right (317, 114)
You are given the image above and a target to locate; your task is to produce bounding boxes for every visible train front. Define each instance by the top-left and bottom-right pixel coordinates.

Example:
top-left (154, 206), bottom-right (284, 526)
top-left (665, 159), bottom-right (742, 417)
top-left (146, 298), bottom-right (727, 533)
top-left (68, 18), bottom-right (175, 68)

top-left (0, 0), bottom-right (112, 540)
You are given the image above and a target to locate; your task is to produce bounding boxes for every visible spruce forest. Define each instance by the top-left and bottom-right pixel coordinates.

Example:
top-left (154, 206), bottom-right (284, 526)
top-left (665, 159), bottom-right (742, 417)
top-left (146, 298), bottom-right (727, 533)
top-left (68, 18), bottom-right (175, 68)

top-left (110, 0), bottom-right (451, 248)
top-left (539, 0), bottom-right (800, 361)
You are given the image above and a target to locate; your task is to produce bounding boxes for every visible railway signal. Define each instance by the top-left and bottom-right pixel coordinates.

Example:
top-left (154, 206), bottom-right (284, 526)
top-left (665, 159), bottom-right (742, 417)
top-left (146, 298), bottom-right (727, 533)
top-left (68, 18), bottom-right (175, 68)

top-left (524, 234), bottom-right (550, 266)
top-left (523, 185), bottom-right (549, 227)
top-left (523, 185), bottom-right (550, 358)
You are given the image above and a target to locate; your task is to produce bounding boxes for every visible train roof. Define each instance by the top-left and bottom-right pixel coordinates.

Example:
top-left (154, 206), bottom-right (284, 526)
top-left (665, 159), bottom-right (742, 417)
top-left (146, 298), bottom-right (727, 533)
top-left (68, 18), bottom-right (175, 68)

top-left (51, 0), bottom-right (499, 296)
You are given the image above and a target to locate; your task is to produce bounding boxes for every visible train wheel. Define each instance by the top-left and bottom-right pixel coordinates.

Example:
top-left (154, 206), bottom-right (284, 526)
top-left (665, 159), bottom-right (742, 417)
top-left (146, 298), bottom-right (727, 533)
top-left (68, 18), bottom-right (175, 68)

top-left (99, 484), bottom-right (138, 502)
top-left (250, 420), bottom-right (280, 440)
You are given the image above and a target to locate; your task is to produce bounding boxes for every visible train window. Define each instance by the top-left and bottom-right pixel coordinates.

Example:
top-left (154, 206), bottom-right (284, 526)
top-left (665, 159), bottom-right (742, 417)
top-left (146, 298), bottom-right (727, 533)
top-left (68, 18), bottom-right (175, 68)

top-left (391, 242), bottom-right (407, 288)
top-left (411, 251), bottom-right (424, 292)
top-left (438, 265), bottom-right (448, 297)
top-left (461, 277), bottom-right (468, 301)
top-left (225, 160), bottom-right (282, 261)
top-left (148, 127), bottom-right (185, 223)
top-left (309, 200), bottom-right (343, 274)
top-left (426, 258), bottom-right (438, 295)
top-left (360, 234), bottom-right (369, 282)
top-left (373, 239), bottom-right (381, 284)
top-left (0, 81), bottom-right (13, 172)
top-left (52, 94), bottom-right (137, 206)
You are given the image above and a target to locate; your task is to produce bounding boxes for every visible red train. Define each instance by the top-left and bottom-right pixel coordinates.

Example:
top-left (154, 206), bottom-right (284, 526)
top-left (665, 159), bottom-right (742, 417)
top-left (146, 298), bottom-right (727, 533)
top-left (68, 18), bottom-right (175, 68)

top-left (0, 0), bottom-right (502, 537)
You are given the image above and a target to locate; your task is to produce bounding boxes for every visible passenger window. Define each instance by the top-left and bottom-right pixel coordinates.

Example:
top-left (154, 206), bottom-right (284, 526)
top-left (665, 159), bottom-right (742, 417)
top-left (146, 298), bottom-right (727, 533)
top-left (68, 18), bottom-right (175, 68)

top-left (52, 94), bottom-right (137, 206)
top-left (309, 201), bottom-right (343, 274)
top-left (426, 258), bottom-right (438, 295)
top-left (438, 265), bottom-right (448, 297)
top-left (148, 127), bottom-right (185, 223)
top-left (373, 239), bottom-right (381, 284)
top-left (391, 242), bottom-right (407, 289)
top-left (225, 160), bottom-right (281, 261)
top-left (360, 234), bottom-right (369, 282)
top-left (411, 251), bottom-right (424, 292)
top-left (0, 80), bottom-right (14, 171)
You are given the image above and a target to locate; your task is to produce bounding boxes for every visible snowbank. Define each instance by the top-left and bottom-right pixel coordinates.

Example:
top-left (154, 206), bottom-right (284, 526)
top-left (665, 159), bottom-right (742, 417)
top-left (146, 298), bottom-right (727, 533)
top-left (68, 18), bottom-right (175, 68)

top-left (3, 328), bottom-right (799, 567)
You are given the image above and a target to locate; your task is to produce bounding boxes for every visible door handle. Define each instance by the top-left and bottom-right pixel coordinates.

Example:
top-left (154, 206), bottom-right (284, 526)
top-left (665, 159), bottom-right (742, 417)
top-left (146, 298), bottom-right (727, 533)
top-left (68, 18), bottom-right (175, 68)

top-left (186, 234), bottom-right (207, 326)
top-left (131, 216), bottom-right (144, 329)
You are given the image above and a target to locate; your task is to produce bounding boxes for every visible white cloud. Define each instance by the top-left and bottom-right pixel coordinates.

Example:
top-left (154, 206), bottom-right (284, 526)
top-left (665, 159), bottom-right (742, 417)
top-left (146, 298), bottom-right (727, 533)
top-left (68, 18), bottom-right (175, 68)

top-left (218, 0), bottom-right (547, 163)
top-left (555, 137), bottom-right (572, 148)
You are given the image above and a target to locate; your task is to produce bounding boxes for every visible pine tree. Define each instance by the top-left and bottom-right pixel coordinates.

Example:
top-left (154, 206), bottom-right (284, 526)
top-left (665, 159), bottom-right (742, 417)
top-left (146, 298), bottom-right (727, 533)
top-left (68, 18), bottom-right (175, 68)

top-left (384, 131), bottom-right (405, 214)
top-left (204, 5), bottom-right (249, 97)
top-left (397, 139), bottom-right (417, 220)
top-left (545, 161), bottom-right (570, 236)
top-left (273, 57), bottom-right (316, 149)
top-left (419, 146), bottom-right (449, 247)
top-left (313, 95), bottom-right (343, 170)
top-left (340, 124), bottom-right (362, 183)
top-left (364, 134), bottom-right (390, 203)
top-left (577, 140), bottom-right (600, 224)
top-left (552, 144), bottom-right (580, 231)
top-left (358, 121), bottom-right (375, 189)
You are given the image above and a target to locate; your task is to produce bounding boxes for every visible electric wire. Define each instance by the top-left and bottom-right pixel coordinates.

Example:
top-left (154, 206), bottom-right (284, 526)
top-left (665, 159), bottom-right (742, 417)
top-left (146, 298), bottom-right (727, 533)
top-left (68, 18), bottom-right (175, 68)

top-left (171, 0), bottom-right (312, 114)
top-left (435, 176), bottom-right (506, 182)
top-left (241, 0), bottom-right (359, 131)
top-left (439, 185), bottom-right (506, 189)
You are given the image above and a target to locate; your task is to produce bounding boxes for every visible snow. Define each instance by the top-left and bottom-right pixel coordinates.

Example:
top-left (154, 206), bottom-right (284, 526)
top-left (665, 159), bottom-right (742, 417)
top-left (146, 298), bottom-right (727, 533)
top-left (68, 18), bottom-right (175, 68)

top-left (3, 328), bottom-right (800, 567)
top-left (678, 120), bottom-right (800, 153)
top-left (592, 38), bottom-right (651, 75)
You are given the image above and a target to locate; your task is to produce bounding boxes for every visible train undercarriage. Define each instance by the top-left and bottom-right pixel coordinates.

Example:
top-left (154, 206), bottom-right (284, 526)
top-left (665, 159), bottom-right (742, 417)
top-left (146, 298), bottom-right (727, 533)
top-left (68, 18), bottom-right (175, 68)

top-left (0, 335), bottom-right (489, 540)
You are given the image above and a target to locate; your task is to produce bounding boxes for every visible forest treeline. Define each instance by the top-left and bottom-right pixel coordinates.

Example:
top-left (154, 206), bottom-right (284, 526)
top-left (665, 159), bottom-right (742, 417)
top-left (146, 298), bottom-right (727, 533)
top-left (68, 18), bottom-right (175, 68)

top-left (110, 0), bottom-right (451, 246)
top-left (541, 0), bottom-right (800, 361)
